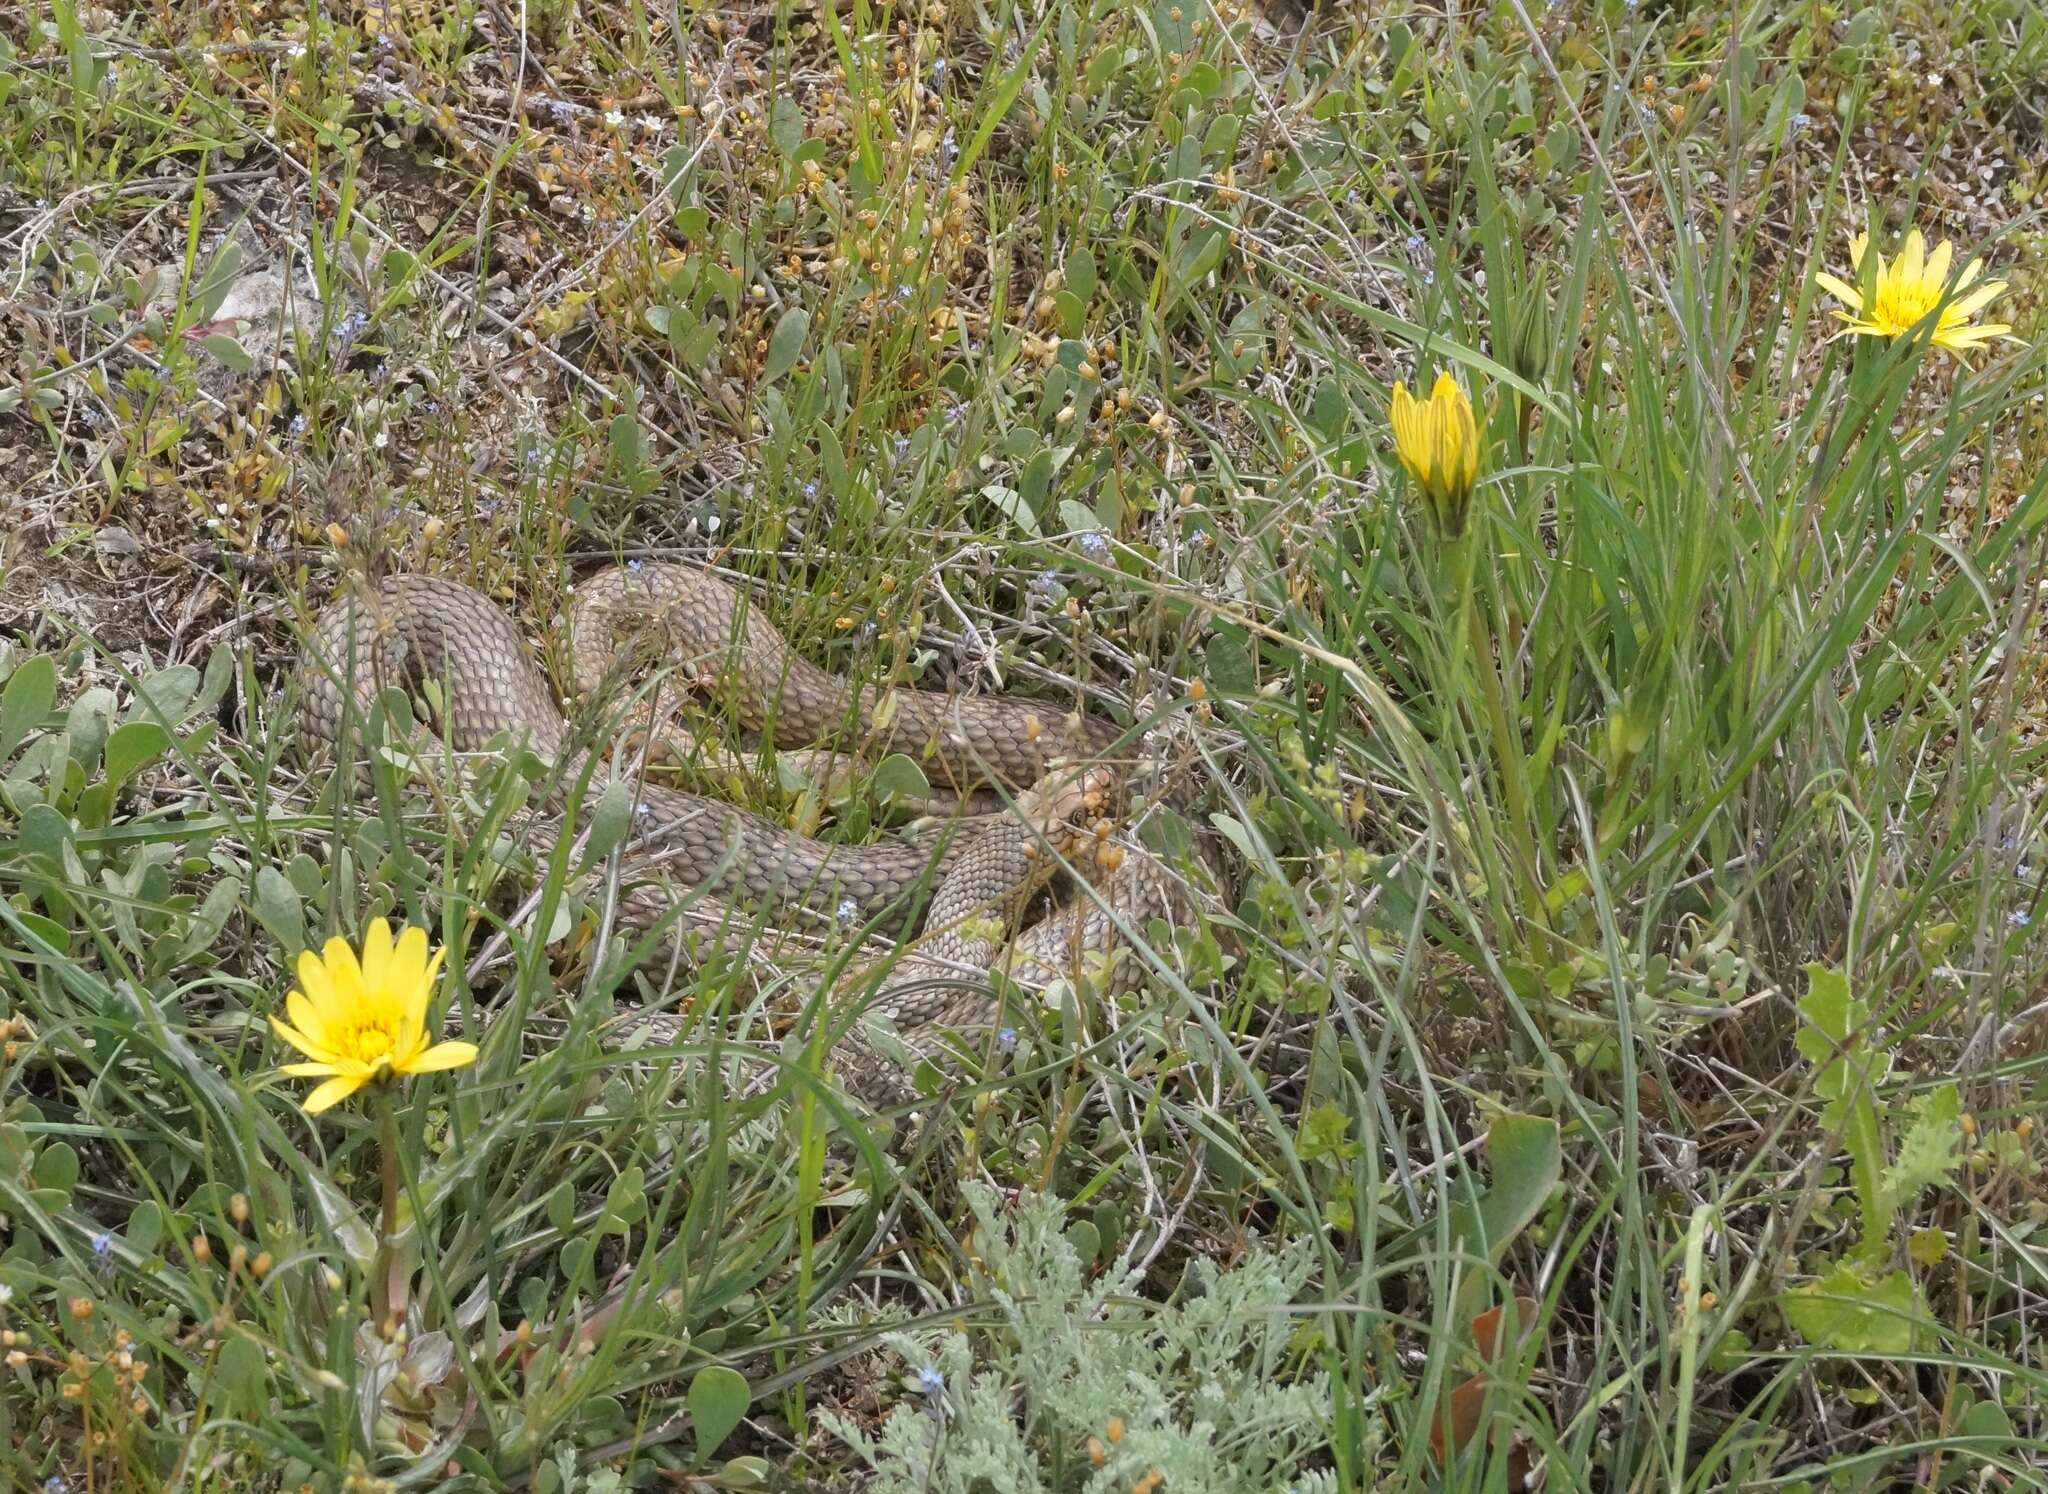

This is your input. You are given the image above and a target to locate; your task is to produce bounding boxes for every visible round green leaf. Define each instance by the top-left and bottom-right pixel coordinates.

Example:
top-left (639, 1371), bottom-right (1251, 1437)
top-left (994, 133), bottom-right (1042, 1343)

top-left (690, 1364), bottom-right (752, 1462)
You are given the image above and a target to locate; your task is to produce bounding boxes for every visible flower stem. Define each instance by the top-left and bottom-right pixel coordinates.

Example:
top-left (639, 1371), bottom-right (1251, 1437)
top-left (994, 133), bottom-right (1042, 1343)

top-left (372, 1085), bottom-right (408, 1331)
top-left (1447, 528), bottom-right (1550, 942)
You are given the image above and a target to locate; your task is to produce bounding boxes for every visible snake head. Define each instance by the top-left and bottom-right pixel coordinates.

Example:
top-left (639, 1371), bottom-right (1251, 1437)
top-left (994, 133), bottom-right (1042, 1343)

top-left (1014, 760), bottom-right (1116, 822)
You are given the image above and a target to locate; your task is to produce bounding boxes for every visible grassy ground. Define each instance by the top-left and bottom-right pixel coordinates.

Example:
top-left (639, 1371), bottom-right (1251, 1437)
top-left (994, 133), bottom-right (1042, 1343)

top-left (3, 0), bottom-right (2047, 1487)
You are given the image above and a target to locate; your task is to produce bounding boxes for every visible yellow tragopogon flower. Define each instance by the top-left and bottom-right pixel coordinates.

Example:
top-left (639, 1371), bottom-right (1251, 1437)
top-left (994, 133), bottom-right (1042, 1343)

top-left (1814, 228), bottom-right (2015, 357)
top-left (1389, 371), bottom-right (1482, 538)
top-left (270, 919), bottom-right (477, 1115)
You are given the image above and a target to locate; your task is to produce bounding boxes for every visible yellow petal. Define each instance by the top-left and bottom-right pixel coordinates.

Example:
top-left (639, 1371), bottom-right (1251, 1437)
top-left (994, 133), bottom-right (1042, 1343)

top-left (280, 1060), bottom-right (343, 1077)
top-left (402, 1040), bottom-right (480, 1075)
top-left (285, 987), bottom-right (344, 1052)
top-left (390, 923), bottom-right (434, 1011)
top-left (1814, 272), bottom-right (1864, 311)
top-left (1430, 370), bottom-right (1460, 404)
top-left (1848, 232), bottom-right (1870, 271)
top-left (363, 917), bottom-right (396, 993)
top-left (294, 948), bottom-right (339, 1013)
top-left (1390, 383), bottom-right (1427, 482)
top-left (1953, 255), bottom-right (1985, 291)
top-left (271, 1012), bottom-right (344, 1065)
top-left (301, 1074), bottom-right (368, 1115)
top-left (319, 934), bottom-right (366, 1007)
top-left (1947, 280), bottom-right (2007, 319)
top-left (1933, 323), bottom-right (2013, 349)
top-left (1922, 238), bottom-right (1953, 288)
top-left (1898, 228), bottom-right (1925, 285)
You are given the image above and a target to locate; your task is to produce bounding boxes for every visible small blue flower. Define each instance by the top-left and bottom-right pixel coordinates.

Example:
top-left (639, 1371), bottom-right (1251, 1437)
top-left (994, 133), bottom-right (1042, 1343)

top-left (918, 1365), bottom-right (945, 1396)
top-left (90, 1229), bottom-right (114, 1272)
top-left (634, 800), bottom-right (652, 821)
top-left (289, 413), bottom-right (308, 435)
top-left (626, 558), bottom-right (643, 572)
top-left (1406, 232), bottom-right (1426, 252)
top-left (1791, 112), bottom-right (1811, 133)
top-left (895, 284), bottom-right (913, 302)
top-left (548, 98), bottom-right (575, 121)
top-left (46, 1477), bottom-right (71, 1494)
top-left (2018, 864), bottom-right (2034, 881)
top-left (837, 896), bottom-right (859, 926)
top-left (1190, 527), bottom-right (1210, 546)
top-left (802, 479), bottom-right (820, 499)
top-left (893, 436), bottom-right (911, 461)
top-left (335, 309), bottom-right (368, 340)
top-left (931, 57), bottom-right (948, 84)
top-left (997, 1026), bottom-right (1017, 1053)
top-left (1079, 531), bottom-right (1111, 560)
top-left (2011, 910), bottom-right (2032, 929)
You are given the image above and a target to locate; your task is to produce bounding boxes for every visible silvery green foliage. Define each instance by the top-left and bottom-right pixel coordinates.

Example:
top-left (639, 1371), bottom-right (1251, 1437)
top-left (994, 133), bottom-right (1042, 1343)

top-left (820, 1183), bottom-right (1344, 1493)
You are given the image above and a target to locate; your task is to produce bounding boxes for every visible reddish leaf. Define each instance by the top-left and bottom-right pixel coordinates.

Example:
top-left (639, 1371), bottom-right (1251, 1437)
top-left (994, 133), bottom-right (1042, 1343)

top-left (1424, 1295), bottom-right (1543, 1462)
top-left (1428, 1372), bottom-right (1491, 1460)
top-left (1471, 1295), bottom-right (1542, 1361)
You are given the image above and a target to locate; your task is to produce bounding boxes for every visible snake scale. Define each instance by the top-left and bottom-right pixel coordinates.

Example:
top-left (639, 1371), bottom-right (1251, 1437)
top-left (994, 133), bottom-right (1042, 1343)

top-left (298, 563), bottom-right (1215, 1102)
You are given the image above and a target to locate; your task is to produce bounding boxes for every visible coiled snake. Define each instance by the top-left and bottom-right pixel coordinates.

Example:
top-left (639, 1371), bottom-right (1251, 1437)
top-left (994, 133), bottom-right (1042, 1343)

top-left (298, 563), bottom-right (1218, 1104)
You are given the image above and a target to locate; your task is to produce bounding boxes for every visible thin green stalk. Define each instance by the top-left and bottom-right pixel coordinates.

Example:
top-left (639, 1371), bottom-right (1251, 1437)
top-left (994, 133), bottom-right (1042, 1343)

top-left (1446, 527), bottom-right (1550, 942)
top-left (374, 1086), bottom-right (406, 1333)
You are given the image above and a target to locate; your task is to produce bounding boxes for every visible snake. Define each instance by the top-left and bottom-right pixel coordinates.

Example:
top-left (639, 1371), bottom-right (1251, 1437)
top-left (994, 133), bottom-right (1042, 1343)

top-left (297, 563), bottom-right (1218, 1102)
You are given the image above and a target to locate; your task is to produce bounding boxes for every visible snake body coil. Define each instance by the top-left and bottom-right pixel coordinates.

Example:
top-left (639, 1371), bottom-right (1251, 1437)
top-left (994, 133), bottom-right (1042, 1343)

top-left (301, 569), bottom-right (1102, 931)
top-left (298, 565), bottom-right (1212, 1100)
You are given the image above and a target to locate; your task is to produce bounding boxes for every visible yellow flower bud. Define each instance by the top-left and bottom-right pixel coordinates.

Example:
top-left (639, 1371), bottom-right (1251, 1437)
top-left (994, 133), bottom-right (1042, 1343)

top-left (1388, 371), bottom-right (1482, 538)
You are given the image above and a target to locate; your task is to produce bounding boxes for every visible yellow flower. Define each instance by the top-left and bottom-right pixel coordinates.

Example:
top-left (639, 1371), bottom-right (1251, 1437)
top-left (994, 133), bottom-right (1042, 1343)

top-left (1814, 228), bottom-right (2015, 356)
top-left (1389, 371), bottom-right (1482, 537)
top-left (270, 919), bottom-right (477, 1114)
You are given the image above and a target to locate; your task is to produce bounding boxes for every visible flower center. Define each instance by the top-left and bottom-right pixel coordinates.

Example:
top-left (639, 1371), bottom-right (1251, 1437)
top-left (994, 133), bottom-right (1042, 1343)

top-left (1875, 276), bottom-right (1943, 332)
top-left (339, 1013), bottom-right (402, 1070)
